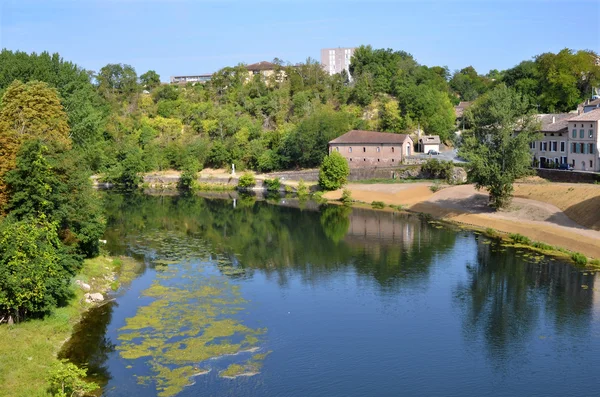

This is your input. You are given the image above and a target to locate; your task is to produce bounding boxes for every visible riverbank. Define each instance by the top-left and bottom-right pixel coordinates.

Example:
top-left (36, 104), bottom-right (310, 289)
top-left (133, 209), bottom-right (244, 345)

top-left (0, 256), bottom-right (137, 397)
top-left (323, 181), bottom-right (600, 261)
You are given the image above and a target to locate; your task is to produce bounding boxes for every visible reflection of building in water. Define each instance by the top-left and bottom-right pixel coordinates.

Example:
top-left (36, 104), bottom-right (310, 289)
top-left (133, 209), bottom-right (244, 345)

top-left (345, 208), bottom-right (419, 247)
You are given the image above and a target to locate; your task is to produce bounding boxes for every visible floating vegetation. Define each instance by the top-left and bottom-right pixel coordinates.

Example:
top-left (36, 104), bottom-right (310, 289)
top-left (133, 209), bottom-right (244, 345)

top-left (115, 232), bottom-right (266, 397)
top-left (219, 352), bottom-right (270, 379)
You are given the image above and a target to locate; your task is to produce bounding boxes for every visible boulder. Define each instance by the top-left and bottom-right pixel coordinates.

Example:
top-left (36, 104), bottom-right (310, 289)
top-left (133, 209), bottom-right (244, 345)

top-left (84, 292), bottom-right (104, 303)
top-left (449, 167), bottom-right (468, 185)
top-left (75, 280), bottom-right (91, 292)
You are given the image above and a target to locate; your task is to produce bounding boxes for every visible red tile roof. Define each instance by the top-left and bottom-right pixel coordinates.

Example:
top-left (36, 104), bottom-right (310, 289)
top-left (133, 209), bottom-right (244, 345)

top-left (329, 130), bottom-right (411, 144)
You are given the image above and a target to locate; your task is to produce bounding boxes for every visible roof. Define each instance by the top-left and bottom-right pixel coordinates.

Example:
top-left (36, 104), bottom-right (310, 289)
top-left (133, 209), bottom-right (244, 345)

top-left (454, 101), bottom-right (473, 117)
top-left (583, 98), bottom-right (600, 108)
top-left (246, 61), bottom-right (278, 71)
top-left (329, 130), bottom-right (411, 145)
top-left (536, 113), bottom-right (571, 132)
top-left (418, 135), bottom-right (440, 144)
top-left (567, 108), bottom-right (600, 122)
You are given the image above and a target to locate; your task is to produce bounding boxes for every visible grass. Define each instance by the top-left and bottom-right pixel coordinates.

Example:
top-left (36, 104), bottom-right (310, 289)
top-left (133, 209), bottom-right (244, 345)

top-left (0, 256), bottom-right (123, 397)
top-left (571, 252), bottom-right (588, 266)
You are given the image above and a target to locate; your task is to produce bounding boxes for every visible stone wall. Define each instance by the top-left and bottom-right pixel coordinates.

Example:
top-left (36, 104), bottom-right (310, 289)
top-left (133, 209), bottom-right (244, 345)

top-left (536, 169), bottom-right (600, 183)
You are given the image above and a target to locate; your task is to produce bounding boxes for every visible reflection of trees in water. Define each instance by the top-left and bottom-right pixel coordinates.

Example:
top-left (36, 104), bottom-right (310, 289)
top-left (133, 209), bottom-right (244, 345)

top-left (58, 302), bottom-right (116, 385)
top-left (454, 237), bottom-right (595, 364)
top-left (102, 193), bottom-right (458, 291)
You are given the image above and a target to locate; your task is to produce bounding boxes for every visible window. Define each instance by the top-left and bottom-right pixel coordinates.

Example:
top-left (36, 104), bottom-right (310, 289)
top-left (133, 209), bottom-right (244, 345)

top-left (376, 147), bottom-right (380, 152)
top-left (348, 147), bottom-right (352, 153)
top-left (336, 147), bottom-right (339, 152)
top-left (590, 160), bottom-right (593, 168)
top-left (377, 159), bottom-right (380, 162)
top-left (391, 147), bottom-right (395, 153)
top-left (542, 142), bottom-right (548, 151)
top-left (551, 141), bottom-right (557, 152)
top-left (589, 143), bottom-right (595, 154)
top-left (530, 142), bottom-right (536, 149)
top-left (584, 144), bottom-right (588, 154)
top-left (589, 130), bottom-right (594, 139)
top-left (572, 143), bottom-right (576, 153)
top-left (363, 147), bottom-right (366, 152)
top-left (363, 158), bottom-right (366, 161)
top-left (580, 129), bottom-right (584, 138)
top-left (572, 130), bottom-right (577, 138)
top-left (560, 142), bottom-right (565, 152)
top-left (580, 143), bottom-right (585, 153)
top-left (392, 159), bottom-right (395, 162)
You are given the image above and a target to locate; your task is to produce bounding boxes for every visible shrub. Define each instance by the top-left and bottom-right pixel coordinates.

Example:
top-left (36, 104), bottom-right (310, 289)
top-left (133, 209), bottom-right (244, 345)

top-left (48, 359), bottom-right (99, 397)
top-left (264, 178), bottom-right (281, 192)
top-left (422, 158), bottom-right (454, 182)
top-left (485, 228), bottom-right (497, 237)
top-left (284, 185), bottom-right (294, 193)
top-left (430, 182), bottom-right (442, 192)
top-left (509, 233), bottom-right (531, 245)
top-left (341, 189), bottom-right (353, 206)
top-left (371, 201), bottom-right (385, 209)
top-left (237, 173), bottom-right (256, 189)
top-left (297, 179), bottom-right (309, 198)
top-left (177, 162), bottom-right (199, 192)
top-left (312, 191), bottom-right (327, 204)
top-left (571, 252), bottom-right (588, 266)
top-left (389, 204), bottom-right (404, 211)
top-left (319, 151), bottom-right (350, 191)
top-left (532, 241), bottom-right (553, 251)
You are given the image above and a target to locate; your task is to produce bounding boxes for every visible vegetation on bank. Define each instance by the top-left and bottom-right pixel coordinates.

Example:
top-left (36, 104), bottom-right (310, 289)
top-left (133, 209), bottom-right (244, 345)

top-left (0, 256), bottom-right (135, 397)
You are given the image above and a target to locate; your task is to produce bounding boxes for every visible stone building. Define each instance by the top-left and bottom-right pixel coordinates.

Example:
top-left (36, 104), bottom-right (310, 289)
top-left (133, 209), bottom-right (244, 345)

top-left (566, 108), bottom-right (600, 171)
top-left (529, 114), bottom-right (572, 168)
top-left (328, 130), bottom-right (413, 167)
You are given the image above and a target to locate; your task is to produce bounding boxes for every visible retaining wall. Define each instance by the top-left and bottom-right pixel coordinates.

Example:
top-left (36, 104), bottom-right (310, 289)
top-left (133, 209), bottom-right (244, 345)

top-left (536, 169), bottom-right (600, 183)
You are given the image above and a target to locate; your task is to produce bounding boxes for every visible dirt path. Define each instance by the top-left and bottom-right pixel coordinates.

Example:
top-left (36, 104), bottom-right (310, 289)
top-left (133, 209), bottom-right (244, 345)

top-left (326, 182), bottom-right (600, 259)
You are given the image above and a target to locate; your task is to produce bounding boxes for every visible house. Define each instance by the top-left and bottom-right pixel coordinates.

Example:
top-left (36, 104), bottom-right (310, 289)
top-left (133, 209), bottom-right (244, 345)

top-left (245, 61), bottom-right (285, 83)
top-left (418, 135), bottom-right (440, 153)
top-left (565, 108), bottom-right (600, 171)
top-left (529, 114), bottom-right (572, 168)
top-left (328, 130), bottom-right (414, 167)
top-left (583, 98), bottom-right (600, 113)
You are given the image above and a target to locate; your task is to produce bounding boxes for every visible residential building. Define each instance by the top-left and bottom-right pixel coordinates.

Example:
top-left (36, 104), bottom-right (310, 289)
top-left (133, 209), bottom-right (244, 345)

top-left (170, 74), bottom-right (212, 84)
top-left (566, 108), bottom-right (600, 171)
top-left (530, 114), bottom-right (571, 168)
top-left (418, 135), bottom-right (440, 153)
top-left (245, 61), bottom-right (285, 83)
top-left (328, 130), bottom-right (413, 167)
top-left (320, 47), bottom-right (356, 78)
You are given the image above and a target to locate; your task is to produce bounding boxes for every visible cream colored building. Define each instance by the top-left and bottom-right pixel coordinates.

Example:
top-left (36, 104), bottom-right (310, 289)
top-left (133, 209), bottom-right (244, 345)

top-left (245, 61), bottom-right (285, 84)
top-left (566, 109), bottom-right (600, 171)
top-left (530, 114), bottom-right (571, 167)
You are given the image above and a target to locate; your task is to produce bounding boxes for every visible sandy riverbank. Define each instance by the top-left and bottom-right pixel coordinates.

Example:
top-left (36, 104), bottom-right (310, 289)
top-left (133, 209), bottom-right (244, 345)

top-left (323, 182), bottom-right (600, 259)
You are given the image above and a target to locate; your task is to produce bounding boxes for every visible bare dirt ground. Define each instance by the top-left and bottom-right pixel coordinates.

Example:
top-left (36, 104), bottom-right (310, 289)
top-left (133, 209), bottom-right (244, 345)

top-left (326, 182), bottom-right (600, 259)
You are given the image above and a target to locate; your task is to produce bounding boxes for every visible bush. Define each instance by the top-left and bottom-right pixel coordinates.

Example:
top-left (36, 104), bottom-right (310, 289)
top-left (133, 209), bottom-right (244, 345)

top-left (430, 182), bottom-right (442, 192)
top-left (532, 241), bottom-right (553, 251)
top-left (177, 161), bottom-right (200, 192)
top-left (297, 179), bottom-right (309, 198)
top-left (571, 252), bottom-right (588, 266)
top-left (485, 228), bottom-right (497, 237)
top-left (319, 151), bottom-right (350, 191)
top-left (237, 173), bottom-right (256, 189)
top-left (389, 204), bottom-right (404, 211)
top-left (421, 158), bottom-right (454, 181)
top-left (341, 189), bottom-right (353, 206)
top-left (263, 178), bottom-right (281, 192)
top-left (48, 359), bottom-right (99, 397)
top-left (509, 233), bottom-right (531, 245)
top-left (371, 201), bottom-right (385, 209)
top-left (0, 217), bottom-right (71, 322)
top-left (590, 259), bottom-right (600, 268)
top-left (312, 191), bottom-right (327, 205)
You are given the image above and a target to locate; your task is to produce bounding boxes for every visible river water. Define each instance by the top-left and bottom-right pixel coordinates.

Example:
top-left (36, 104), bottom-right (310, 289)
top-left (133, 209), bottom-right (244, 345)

top-left (61, 192), bottom-right (600, 397)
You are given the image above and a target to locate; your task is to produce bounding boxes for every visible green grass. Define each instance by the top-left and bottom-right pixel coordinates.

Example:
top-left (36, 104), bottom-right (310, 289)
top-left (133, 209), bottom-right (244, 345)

top-left (0, 256), bottom-right (122, 397)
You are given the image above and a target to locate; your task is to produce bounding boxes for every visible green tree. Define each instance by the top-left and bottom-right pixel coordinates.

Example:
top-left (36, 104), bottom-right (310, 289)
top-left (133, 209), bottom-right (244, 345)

top-left (140, 70), bottom-right (161, 90)
top-left (459, 85), bottom-right (539, 208)
top-left (96, 63), bottom-right (139, 99)
top-left (379, 100), bottom-right (403, 132)
top-left (449, 66), bottom-right (491, 101)
top-left (318, 151), bottom-right (350, 190)
top-left (0, 216), bottom-right (70, 322)
top-left (48, 359), bottom-right (99, 397)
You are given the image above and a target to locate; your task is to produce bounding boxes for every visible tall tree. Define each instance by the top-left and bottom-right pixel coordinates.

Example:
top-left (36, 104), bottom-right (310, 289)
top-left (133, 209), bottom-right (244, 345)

top-left (0, 80), bottom-right (71, 207)
top-left (140, 70), bottom-right (161, 90)
top-left (459, 85), bottom-right (539, 208)
top-left (96, 63), bottom-right (139, 99)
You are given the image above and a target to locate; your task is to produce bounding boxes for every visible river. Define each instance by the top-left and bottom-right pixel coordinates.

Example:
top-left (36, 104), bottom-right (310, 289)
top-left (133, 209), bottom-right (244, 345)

top-left (61, 192), bottom-right (600, 397)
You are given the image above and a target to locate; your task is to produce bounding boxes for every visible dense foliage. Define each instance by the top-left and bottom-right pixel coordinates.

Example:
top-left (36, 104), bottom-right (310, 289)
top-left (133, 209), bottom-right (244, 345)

top-left (459, 85), bottom-right (540, 208)
top-left (319, 151), bottom-right (350, 190)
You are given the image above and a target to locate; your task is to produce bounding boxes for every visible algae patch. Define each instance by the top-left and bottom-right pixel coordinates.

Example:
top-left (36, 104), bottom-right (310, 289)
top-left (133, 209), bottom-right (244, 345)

top-left (116, 237), bottom-right (267, 397)
top-left (219, 352), bottom-right (271, 379)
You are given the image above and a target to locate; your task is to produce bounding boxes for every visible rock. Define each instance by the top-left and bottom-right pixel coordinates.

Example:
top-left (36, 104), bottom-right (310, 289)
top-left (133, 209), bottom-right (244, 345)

top-left (449, 167), bottom-right (468, 185)
top-left (84, 292), bottom-right (104, 303)
top-left (75, 280), bottom-right (91, 292)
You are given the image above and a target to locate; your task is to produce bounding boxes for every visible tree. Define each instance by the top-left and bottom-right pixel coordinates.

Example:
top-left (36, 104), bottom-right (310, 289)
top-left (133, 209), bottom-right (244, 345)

top-left (318, 151), bottom-right (350, 190)
top-left (0, 217), bottom-right (71, 322)
top-left (0, 80), bottom-right (71, 208)
top-left (140, 70), bottom-right (161, 90)
top-left (459, 85), bottom-right (539, 208)
top-left (96, 63), bottom-right (138, 99)
top-left (379, 100), bottom-right (403, 132)
top-left (449, 66), bottom-right (491, 101)
top-left (48, 359), bottom-right (99, 397)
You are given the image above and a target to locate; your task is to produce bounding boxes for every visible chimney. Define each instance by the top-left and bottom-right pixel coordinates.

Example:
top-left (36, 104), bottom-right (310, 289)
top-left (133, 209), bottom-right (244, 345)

top-left (552, 116), bottom-right (555, 124)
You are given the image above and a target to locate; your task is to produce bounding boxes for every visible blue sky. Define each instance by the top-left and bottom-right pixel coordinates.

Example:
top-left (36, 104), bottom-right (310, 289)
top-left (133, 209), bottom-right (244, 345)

top-left (1, 0), bottom-right (598, 81)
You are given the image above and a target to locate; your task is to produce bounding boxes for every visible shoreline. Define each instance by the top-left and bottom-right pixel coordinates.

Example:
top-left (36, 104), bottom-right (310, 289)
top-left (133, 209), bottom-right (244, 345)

top-left (0, 256), bottom-right (132, 397)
